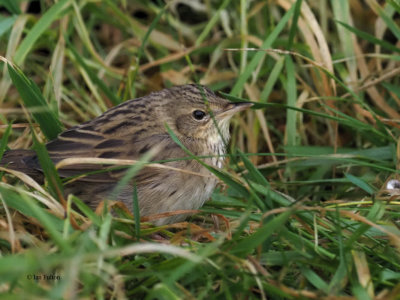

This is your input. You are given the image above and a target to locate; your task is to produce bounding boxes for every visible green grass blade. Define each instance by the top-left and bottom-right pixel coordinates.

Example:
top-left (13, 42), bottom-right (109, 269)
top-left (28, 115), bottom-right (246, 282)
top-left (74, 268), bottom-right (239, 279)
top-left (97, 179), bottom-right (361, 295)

top-left (13, 0), bottom-right (71, 65)
top-left (301, 267), bottom-right (329, 292)
top-left (336, 20), bottom-right (400, 54)
top-left (195, 0), bottom-right (231, 46)
top-left (67, 40), bottom-right (121, 106)
top-left (381, 82), bottom-right (400, 98)
top-left (288, 0), bottom-right (303, 49)
top-left (0, 15), bottom-right (17, 38)
top-left (252, 102), bottom-right (389, 141)
top-left (388, 0), bottom-right (400, 13)
top-left (332, 1), bottom-right (357, 79)
top-left (132, 182), bottom-right (140, 238)
top-left (344, 173), bottom-right (376, 195)
top-left (0, 123), bottom-right (12, 160)
top-left (0, 185), bottom-right (64, 232)
top-left (0, 186), bottom-right (69, 251)
top-left (285, 55), bottom-right (297, 147)
top-left (328, 259), bottom-right (348, 294)
top-left (32, 131), bottom-right (64, 200)
top-left (352, 284), bottom-right (372, 300)
top-left (374, 2), bottom-right (400, 41)
top-left (99, 214), bottom-right (112, 248)
top-left (128, 3), bottom-right (167, 99)
top-left (345, 202), bottom-right (385, 248)
top-left (70, 195), bottom-right (102, 227)
top-left (260, 56), bottom-right (284, 102)
top-left (0, 0), bottom-right (21, 14)
top-left (238, 150), bottom-right (270, 187)
top-left (237, 150), bottom-right (270, 209)
top-left (328, 209), bottom-right (348, 294)
top-left (7, 62), bottom-right (63, 140)
top-left (149, 283), bottom-right (181, 300)
top-left (21, 193), bottom-right (70, 251)
top-left (232, 209), bottom-right (294, 255)
top-left (230, 4), bottom-right (295, 96)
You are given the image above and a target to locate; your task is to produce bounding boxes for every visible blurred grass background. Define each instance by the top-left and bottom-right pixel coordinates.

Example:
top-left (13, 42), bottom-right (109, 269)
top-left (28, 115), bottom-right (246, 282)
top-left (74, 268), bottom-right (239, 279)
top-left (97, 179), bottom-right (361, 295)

top-left (1, 0), bottom-right (400, 299)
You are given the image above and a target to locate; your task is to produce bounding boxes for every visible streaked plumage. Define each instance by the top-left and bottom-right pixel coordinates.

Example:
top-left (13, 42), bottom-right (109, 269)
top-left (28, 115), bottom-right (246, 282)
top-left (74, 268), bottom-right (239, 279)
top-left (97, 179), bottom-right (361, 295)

top-left (1, 84), bottom-right (252, 225)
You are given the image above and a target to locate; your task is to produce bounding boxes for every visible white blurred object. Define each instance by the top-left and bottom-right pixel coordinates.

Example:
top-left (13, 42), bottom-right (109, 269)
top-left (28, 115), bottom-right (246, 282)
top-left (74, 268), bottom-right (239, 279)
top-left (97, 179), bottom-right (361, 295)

top-left (386, 179), bottom-right (400, 190)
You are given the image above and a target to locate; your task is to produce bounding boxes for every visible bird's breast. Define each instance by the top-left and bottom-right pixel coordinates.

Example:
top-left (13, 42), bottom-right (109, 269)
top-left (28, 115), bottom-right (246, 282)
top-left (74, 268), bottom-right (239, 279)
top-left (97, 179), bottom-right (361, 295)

top-left (206, 134), bottom-right (227, 169)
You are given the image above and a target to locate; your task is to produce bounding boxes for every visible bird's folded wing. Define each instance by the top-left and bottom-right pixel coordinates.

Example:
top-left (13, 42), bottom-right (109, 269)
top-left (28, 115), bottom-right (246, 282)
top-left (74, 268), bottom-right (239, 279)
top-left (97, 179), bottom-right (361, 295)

top-left (44, 128), bottom-right (188, 183)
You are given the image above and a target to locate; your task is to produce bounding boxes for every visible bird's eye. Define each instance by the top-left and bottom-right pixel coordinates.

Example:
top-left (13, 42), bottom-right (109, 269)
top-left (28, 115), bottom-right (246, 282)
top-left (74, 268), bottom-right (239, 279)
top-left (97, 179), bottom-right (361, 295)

top-left (192, 110), bottom-right (206, 120)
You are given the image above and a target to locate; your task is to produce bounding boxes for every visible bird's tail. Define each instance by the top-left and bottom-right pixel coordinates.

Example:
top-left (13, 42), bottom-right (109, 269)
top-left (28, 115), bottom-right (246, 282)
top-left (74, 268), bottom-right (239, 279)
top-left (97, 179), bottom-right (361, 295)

top-left (1, 149), bottom-right (44, 182)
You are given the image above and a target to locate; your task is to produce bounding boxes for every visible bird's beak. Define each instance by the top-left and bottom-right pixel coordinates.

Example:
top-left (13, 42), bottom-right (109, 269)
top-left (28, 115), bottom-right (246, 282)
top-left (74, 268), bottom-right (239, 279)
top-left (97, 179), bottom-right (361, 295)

top-left (216, 102), bottom-right (253, 119)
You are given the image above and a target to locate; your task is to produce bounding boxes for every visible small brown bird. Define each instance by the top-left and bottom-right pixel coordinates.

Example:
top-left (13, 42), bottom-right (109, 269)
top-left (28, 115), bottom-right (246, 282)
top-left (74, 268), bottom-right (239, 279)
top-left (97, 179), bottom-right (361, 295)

top-left (1, 84), bottom-right (252, 225)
